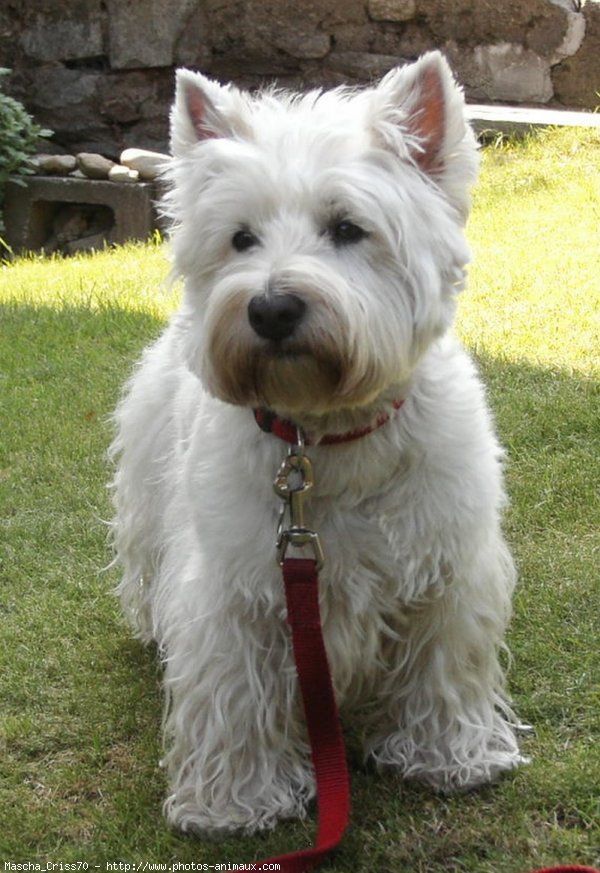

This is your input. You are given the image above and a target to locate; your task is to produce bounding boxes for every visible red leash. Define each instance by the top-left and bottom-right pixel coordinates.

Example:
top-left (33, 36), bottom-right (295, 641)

top-left (253, 425), bottom-right (598, 873)
top-left (255, 558), bottom-right (350, 872)
top-left (531, 868), bottom-right (599, 873)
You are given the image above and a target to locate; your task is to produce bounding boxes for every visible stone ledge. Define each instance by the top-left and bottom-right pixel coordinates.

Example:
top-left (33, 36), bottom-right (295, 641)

top-left (467, 103), bottom-right (600, 137)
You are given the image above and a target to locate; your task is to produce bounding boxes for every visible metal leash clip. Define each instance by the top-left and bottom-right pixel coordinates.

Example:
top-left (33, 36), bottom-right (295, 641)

top-left (273, 428), bottom-right (325, 570)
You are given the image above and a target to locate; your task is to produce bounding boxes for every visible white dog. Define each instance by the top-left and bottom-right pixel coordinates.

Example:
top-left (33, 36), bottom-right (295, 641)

top-left (110, 51), bottom-right (524, 835)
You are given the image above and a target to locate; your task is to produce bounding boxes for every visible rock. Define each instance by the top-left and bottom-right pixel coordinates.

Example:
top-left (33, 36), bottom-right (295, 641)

top-left (368, 0), bottom-right (416, 23)
top-left (549, 9), bottom-right (586, 64)
top-left (548, 0), bottom-right (577, 10)
top-left (472, 43), bottom-right (553, 103)
top-left (553, 1), bottom-right (600, 108)
top-left (101, 96), bottom-right (142, 125)
top-left (175, 2), bottom-right (212, 68)
top-left (423, 0), bottom-right (569, 48)
top-left (527, 4), bottom-right (585, 59)
top-left (44, 202), bottom-right (114, 254)
top-left (18, 65), bottom-right (114, 155)
top-left (120, 148), bottom-right (170, 180)
top-left (62, 232), bottom-right (108, 256)
top-left (27, 154), bottom-right (77, 175)
top-left (273, 30), bottom-right (331, 60)
top-left (76, 152), bottom-right (117, 180)
top-left (109, 164), bottom-right (140, 183)
top-left (327, 51), bottom-right (401, 80)
top-left (330, 23), bottom-right (373, 53)
top-left (106, 0), bottom-right (202, 69)
top-left (21, 14), bottom-right (103, 62)
top-left (206, 0), bottom-right (363, 70)
top-left (53, 205), bottom-right (91, 243)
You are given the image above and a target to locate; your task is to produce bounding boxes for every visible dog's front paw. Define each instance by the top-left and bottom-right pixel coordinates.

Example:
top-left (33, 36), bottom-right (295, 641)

top-left (370, 725), bottom-right (525, 794)
top-left (164, 770), bottom-right (315, 835)
top-left (407, 749), bottom-right (526, 794)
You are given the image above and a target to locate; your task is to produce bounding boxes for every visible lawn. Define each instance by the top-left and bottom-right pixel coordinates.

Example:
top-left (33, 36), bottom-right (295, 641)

top-left (0, 128), bottom-right (599, 872)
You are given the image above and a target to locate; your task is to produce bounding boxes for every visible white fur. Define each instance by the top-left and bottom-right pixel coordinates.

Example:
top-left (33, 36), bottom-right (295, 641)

top-left (110, 52), bottom-right (524, 835)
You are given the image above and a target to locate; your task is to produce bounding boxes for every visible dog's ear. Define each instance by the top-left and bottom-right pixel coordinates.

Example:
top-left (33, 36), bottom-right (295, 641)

top-left (373, 52), bottom-right (469, 172)
top-left (372, 52), bottom-right (479, 217)
top-left (170, 70), bottom-right (251, 156)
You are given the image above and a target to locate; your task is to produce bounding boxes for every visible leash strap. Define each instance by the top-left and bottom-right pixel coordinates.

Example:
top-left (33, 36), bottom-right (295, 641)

top-left (531, 868), bottom-right (599, 872)
top-left (256, 557), bottom-right (350, 872)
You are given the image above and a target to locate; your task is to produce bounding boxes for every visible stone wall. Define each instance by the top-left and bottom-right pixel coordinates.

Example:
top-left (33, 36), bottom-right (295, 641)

top-left (1, 0), bottom-right (598, 158)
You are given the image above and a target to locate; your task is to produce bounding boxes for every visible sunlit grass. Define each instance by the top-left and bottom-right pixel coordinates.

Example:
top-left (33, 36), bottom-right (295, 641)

top-left (0, 233), bottom-right (179, 317)
top-left (459, 128), bottom-right (600, 375)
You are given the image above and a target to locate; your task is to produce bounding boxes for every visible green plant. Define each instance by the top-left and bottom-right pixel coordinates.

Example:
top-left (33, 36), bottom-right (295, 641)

top-left (0, 67), bottom-right (52, 250)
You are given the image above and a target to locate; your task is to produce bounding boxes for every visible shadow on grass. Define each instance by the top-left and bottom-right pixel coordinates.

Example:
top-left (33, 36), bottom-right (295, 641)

top-left (2, 302), bottom-right (598, 869)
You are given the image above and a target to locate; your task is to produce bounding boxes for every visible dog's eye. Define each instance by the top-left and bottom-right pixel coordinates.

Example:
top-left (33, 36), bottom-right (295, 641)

top-left (232, 229), bottom-right (259, 252)
top-left (330, 220), bottom-right (367, 246)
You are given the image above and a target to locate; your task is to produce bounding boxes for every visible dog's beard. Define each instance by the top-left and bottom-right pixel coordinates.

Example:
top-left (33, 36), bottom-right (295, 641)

top-left (208, 343), bottom-right (342, 413)
top-left (201, 304), bottom-right (391, 415)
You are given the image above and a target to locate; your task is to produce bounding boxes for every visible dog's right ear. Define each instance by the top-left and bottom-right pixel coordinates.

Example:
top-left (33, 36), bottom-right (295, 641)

top-left (170, 70), bottom-right (251, 156)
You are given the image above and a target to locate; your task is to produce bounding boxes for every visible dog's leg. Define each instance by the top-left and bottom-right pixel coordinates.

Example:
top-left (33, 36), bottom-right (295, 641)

top-left (366, 536), bottom-right (523, 792)
top-left (109, 333), bottom-right (185, 642)
top-left (110, 438), bottom-right (167, 644)
top-left (160, 599), bottom-right (314, 834)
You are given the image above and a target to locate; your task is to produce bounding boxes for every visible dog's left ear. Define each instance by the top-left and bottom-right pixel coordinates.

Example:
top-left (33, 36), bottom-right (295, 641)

top-left (372, 52), bottom-right (479, 215)
top-left (170, 69), bottom-right (252, 156)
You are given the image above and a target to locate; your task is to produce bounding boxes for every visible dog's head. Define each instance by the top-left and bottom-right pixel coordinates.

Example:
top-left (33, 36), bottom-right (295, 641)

top-left (164, 52), bottom-right (479, 416)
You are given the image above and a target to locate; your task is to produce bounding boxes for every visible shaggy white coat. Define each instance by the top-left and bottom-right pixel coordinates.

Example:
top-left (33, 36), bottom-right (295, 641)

top-left (110, 52), bottom-right (524, 834)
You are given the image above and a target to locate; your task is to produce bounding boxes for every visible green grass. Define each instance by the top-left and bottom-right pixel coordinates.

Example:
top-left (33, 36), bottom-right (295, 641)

top-left (1, 129), bottom-right (599, 871)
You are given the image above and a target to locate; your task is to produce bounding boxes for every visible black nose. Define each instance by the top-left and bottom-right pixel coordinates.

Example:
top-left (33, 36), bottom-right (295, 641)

top-left (247, 293), bottom-right (306, 341)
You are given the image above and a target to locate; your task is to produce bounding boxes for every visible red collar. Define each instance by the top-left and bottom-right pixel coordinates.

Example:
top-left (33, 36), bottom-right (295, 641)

top-left (253, 399), bottom-right (404, 446)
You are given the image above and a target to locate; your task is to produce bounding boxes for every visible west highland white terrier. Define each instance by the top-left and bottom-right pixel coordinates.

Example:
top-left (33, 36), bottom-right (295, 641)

top-left (110, 51), bottom-right (524, 835)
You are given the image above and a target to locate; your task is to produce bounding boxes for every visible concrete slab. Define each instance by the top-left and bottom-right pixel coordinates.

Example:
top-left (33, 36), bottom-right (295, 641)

top-left (3, 175), bottom-right (160, 254)
top-left (467, 104), bottom-right (600, 137)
